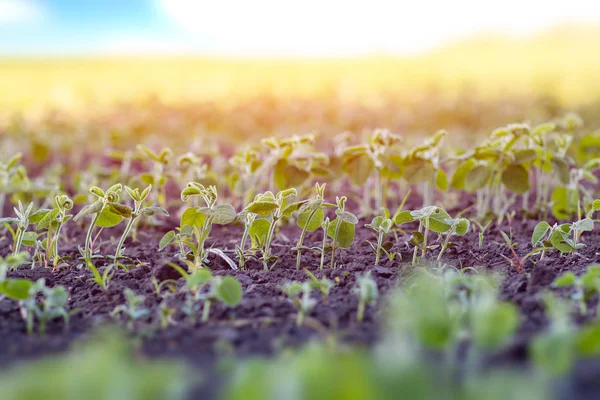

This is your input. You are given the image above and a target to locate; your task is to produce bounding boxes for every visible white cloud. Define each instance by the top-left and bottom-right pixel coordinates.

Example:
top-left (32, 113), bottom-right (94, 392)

top-left (159, 0), bottom-right (600, 55)
top-left (0, 0), bottom-right (45, 25)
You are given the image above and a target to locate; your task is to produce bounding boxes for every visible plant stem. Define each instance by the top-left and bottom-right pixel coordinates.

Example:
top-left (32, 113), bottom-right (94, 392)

top-left (330, 219), bottom-right (342, 269)
top-left (296, 208), bottom-right (319, 270)
top-left (375, 231), bottom-right (383, 266)
top-left (296, 311), bottom-right (304, 327)
top-left (84, 213), bottom-right (100, 261)
top-left (319, 228), bottom-right (328, 270)
top-left (412, 221), bottom-right (422, 265)
top-left (202, 300), bottom-right (212, 322)
top-left (356, 300), bottom-right (365, 323)
top-left (262, 217), bottom-right (278, 271)
top-left (114, 217), bottom-right (136, 260)
top-left (421, 221), bottom-right (430, 259)
top-left (13, 227), bottom-right (25, 255)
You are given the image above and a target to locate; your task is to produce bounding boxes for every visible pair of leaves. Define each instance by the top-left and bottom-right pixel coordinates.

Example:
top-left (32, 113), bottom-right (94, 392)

top-left (180, 204), bottom-right (236, 228)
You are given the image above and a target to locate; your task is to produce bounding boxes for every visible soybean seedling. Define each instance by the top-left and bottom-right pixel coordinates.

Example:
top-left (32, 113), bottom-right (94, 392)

top-left (0, 252), bottom-right (29, 282)
top-left (291, 183), bottom-right (334, 270)
top-left (304, 269), bottom-right (334, 300)
top-left (0, 278), bottom-right (70, 335)
top-left (280, 281), bottom-right (316, 327)
top-left (245, 188), bottom-right (297, 271)
top-left (437, 216), bottom-right (470, 260)
top-left (137, 145), bottom-right (172, 208)
top-left (74, 184), bottom-right (123, 261)
top-left (235, 210), bottom-right (256, 270)
top-left (0, 153), bottom-right (23, 218)
top-left (552, 265), bottom-right (600, 316)
top-left (365, 211), bottom-right (395, 266)
top-left (111, 288), bottom-right (150, 331)
top-left (0, 201), bottom-right (37, 256)
top-left (327, 196), bottom-right (358, 269)
top-left (168, 263), bottom-right (243, 322)
top-left (394, 205), bottom-right (455, 265)
top-left (112, 185), bottom-right (169, 261)
top-left (30, 194), bottom-right (73, 267)
top-left (532, 217), bottom-right (594, 255)
top-left (163, 183), bottom-right (236, 271)
top-left (353, 272), bottom-right (379, 323)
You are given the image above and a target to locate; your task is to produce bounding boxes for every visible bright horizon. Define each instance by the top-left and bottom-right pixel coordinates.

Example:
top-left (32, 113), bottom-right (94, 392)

top-left (1, 0), bottom-right (600, 56)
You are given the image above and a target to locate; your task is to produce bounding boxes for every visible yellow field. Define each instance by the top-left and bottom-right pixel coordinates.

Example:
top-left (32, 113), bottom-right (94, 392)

top-left (1, 24), bottom-right (600, 114)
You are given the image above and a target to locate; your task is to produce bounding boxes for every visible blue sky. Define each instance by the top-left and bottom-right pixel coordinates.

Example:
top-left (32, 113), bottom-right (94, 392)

top-left (2, 0), bottom-right (600, 56)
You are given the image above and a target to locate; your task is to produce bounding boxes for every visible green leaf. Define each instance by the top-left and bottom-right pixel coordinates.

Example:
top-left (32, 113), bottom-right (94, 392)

top-left (550, 226), bottom-right (574, 253)
top-left (245, 201), bottom-right (278, 216)
top-left (502, 164), bottom-right (530, 194)
top-left (577, 324), bottom-right (600, 356)
top-left (108, 203), bottom-right (133, 218)
top-left (36, 208), bottom-right (60, 230)
top-left (512, 149), bottom-right (538, 164)
top-left (532, 221), bottom-right (551, 246)
top-left (342, 153), bottom-right (374, 186)
top-left (0, 279), bottom-right (33, 300)
top-left (217, 276), bottom-right (243, 306)
top-left (186, 269), bottom-right (212, 289)
top-left (0, 217), bottom-right (19, 225)
top-left (139, 206), bottom-right (169, 217)
top-left (575, 218), bottom-right (594, 232)
top-left (210, 204), bottom-right (237, 225)
top-left (298, 208), bottom-right (324, 232)
top-left (96, 208), bottom-right (123, 228)
top-left (403, 158), bottom-right (434, 184)
top-left (336, 210), bottom-right (358, 225)
top-left (393, 210), bottom-right (414, 225)
top-left (426, 209), bottom-right (452, 233)
top-left (181, 207), bottom-right (206, 228)
top-left (454, 218), bottom-right (470, 235)
top-left (73, 199), bottom-right (104, 221)
top-left (436, 169), bottom-right (448, 190)
top-left (159, 231), bottom-right (176, 250)
top-left (249, 219), bottom-right (270, 248)
top-left (553, 272), bottom-right (577, 287)
top-left (551, 158), bottom-right (570, 185)
top-left (28, 209), bottom-right (52, 224)
top-left (21, 231), bottom-right (37, 247)
top-left (531, 330), bottom-right (576, 375)
top-left (327, 219), bottom-right (355, 249)
top-left (472, 302), bottom-right (519, 349)
top-left (451, 159), bottom-right (476, 190)
top-left (551, 187), bottom-right (578, 220)
top-left (464, 164), bottom-right (492, 192)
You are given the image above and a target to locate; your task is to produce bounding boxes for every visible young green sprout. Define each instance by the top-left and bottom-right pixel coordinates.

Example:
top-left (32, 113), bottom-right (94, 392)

top-left (304, 269), bottom-right (334, 300)
top-left (235, 210), bottom-right (256, 270)
top-left (167, 264), bottom-right (242, 322)
top-left (327, 196), bottom-right (358, 269)
top-left (365, 212), bottom-right (395, 266)
top-left (353, 272), bottom-right (378, 323)
top-left (162, 183), bottom-right (236, 271)
top-left (137, 145), bottom-right (173, 207)
top-left (552, 265), bottom-right (600, 316)
top-left (111, 288), bottom-right (150, 331)
top-left (394, 205), bottom-right (459, 265)
top-left (0, 201), bottom-right (37, 256)
top-left (74, 184), bottom-right (123, 261)
top-left (245, 188), bottom-right (297, 271)
top-left (532, 217), bottom-right (594, 255)
top-left (0, 252), bottom-right (29, 281)
top-left (0, 278), bottom-right (70, 335)
top-left (30, 194), bottom-right (74, 267)
top-left (0, 153), bottom-right (23, 218)
top-left (280, 281), bottom-right (316, 327)
top-left (291, 183), bottom-right (332, 270)
top-left (112, 185), bottom-right (168, 261)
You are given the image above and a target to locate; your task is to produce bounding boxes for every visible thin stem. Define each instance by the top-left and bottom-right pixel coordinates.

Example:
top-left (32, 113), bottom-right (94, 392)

top-left (375, 230), bottom-right (383, 266)
top-left (412, 221), bottom-right (422, 265)
top-left (296, 208), bottom-right (319, 270)
top-left (14, 227), bottom-right (25, 255)
top-left (201, 300), bottom-right (212, 322)
top-left (114, 217), bottom-right (136, 260)
top-left (84, 213), bottom-right (100, 260)
top-left (421, 220), bottom-right (430, 259)
top-left (330, 219), bottom-right (342, 269)
top-left (357, 300), bottom-right (365, 323)
top-left (319, 223), bottom-right (329, 270)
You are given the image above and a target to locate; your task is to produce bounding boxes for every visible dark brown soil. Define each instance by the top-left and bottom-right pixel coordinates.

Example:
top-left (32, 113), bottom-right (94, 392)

top-left (2, 201), bottom-right (600, 398)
